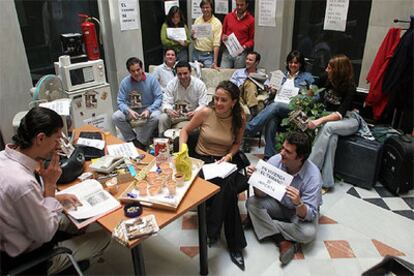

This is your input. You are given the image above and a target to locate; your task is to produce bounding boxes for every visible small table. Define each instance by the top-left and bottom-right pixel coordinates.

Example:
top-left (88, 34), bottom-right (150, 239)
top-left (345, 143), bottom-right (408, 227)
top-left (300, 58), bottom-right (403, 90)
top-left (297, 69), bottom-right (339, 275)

top-left (66, 125), bottom-right (219, 275)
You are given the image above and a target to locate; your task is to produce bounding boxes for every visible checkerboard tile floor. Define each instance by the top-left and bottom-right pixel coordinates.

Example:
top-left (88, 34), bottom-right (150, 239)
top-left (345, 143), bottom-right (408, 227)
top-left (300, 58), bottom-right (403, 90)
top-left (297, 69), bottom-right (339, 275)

top-left (347, 182), bottom-right (414, 220)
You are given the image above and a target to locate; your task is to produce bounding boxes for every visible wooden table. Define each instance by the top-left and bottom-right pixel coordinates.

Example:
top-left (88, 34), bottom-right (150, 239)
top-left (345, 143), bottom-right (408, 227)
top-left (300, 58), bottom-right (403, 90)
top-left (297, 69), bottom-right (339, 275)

top-left (65, 125), bottom-right (220, 275)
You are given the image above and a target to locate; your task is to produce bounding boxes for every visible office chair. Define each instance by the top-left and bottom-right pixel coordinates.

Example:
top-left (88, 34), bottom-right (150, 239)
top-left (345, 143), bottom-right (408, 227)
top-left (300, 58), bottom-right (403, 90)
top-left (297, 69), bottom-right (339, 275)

top-left (1, 246), bottom-right (83, 276)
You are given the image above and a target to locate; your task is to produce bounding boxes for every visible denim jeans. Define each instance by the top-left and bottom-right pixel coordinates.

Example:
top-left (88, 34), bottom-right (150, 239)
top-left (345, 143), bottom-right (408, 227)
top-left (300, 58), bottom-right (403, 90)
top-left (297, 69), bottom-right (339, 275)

top-left (221, 49), bottom-right (246, 69)
top-left (245, 101), bottom-right (291, 158)
top-left (192, 48), bottom-right (213, 68)
top-left (309, 115), bottom-right (359, 188)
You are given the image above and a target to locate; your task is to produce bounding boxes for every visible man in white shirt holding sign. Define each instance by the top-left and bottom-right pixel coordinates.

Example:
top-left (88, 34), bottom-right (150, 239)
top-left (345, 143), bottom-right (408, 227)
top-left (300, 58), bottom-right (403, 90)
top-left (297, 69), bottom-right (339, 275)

top-left (246, 132), bottom-right (322, 266)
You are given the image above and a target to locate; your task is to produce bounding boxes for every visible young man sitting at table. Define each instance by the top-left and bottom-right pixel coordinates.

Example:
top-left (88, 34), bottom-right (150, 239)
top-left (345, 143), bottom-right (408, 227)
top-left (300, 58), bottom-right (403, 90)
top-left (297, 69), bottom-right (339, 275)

top-left (0, 107), bottom-right (110, 274)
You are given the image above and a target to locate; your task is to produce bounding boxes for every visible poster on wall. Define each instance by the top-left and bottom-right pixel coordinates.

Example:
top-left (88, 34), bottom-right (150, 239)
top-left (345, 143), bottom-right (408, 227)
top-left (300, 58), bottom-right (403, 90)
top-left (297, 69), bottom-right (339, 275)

top-left (164, 0), bottom-right (179, 15)
top-left (258, 0), bottom-right (276, 27)
top-left (192, 0), bottom-right (202, 19)
top-left (323, 0), bottom-right (350, 32)
top-left (232, 0), bottom-right (236, 11)
top-left (119, 0), bottom-right (140, 31)
top-left (215, 0), bottom-right (228, 14)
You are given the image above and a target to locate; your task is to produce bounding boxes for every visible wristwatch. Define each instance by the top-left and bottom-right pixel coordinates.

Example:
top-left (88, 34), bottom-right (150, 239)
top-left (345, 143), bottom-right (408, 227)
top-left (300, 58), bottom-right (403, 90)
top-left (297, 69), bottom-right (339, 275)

top-left (295, 201), bottom-right (304, 208)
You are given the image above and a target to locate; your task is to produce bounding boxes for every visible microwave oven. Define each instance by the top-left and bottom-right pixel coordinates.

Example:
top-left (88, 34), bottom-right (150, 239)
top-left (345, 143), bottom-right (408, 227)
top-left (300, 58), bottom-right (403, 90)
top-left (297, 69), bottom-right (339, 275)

top-left (54, 59), bottom-right (106, 92)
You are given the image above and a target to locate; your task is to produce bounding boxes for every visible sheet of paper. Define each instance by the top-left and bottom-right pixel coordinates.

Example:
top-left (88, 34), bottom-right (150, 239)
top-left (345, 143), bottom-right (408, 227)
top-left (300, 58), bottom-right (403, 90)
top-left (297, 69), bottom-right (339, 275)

top-left (323, 0), bottom-right (350, 32)
top-left (248, 160), bottom-right (293, 201)
top-left (82, 114), bottom-right (109, 131)
top-left (167, 27), bottom-right (187, 41)
top-left (202, 162), bottom-right (237, 180)
top-left (107, 142), bottom-right (139, 159)
top-left (215, 0), bottom-right (228, 14)
top-left (39, 98), bottom-right (71, 116)
top-left (274, 83), bottom-right (300, 104)
top-left (192, 24), bottom-right (212, 38)
top-left (224, 33), bottom-right (244, 57)
top-left (258, 0), bottom-right (276, 27)
top-left (269, 70), bottom-right (285, 91)
top-left (76, 137), bottom-right (105, 150)
top-left (164, 0), bottom-right (179, 15)
top-left (192, 0), bottom-right (202, 19)
top-left (119, 0), bottom-right (140, 31)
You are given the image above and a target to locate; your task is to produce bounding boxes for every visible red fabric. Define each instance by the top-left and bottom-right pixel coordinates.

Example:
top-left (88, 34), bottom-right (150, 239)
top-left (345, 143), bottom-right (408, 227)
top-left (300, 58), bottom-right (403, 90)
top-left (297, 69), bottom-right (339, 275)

top-left (222, 10), bottom-right (255, 49)
top-left (365, 28), bottom-right (401, 120)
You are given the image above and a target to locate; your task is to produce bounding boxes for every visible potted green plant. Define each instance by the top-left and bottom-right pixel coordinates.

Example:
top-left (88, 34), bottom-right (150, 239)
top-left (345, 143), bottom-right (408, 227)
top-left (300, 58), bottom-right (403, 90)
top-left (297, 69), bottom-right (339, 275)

top-left (275, 86), bottom-right (329, 151)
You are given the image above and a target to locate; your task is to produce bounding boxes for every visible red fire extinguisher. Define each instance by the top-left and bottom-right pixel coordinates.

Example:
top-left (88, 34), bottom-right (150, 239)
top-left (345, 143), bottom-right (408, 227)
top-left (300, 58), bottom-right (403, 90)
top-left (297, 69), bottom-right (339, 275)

top-left (79, 14), bottom-right (100, 60)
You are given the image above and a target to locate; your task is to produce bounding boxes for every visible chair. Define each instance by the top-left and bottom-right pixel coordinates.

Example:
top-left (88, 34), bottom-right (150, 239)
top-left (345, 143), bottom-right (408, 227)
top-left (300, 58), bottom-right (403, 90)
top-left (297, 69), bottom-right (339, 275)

top-left (1, 246), bottom-right (83, 276)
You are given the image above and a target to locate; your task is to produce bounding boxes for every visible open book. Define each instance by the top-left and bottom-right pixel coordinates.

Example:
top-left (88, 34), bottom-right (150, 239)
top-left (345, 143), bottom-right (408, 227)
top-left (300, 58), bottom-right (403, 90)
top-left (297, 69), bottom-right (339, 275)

top-left (57, 179), bottom-right (121, 229)
top-left (202, 161), bottom-right (238, 180)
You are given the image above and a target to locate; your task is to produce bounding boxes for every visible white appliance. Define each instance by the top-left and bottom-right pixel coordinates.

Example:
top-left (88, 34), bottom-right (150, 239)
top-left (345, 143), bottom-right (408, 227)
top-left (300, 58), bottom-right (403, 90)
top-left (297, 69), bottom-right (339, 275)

top-left (66, 83), bottom-right (115, 134)
top-left (54, 56), bottom-right (106, 92)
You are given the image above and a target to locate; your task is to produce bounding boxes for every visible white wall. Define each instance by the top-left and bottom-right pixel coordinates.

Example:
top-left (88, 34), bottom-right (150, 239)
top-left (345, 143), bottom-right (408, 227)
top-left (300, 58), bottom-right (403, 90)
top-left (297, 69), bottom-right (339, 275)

top-left (98, 0), bottom-right (145, 109)
top-left (0, 1), bottom-right (32, 143)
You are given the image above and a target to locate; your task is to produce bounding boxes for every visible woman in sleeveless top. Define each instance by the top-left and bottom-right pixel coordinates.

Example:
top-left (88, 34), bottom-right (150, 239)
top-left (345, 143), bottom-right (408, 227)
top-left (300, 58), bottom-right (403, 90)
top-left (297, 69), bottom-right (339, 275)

top-left (179, 80), bottom-right (248, 270)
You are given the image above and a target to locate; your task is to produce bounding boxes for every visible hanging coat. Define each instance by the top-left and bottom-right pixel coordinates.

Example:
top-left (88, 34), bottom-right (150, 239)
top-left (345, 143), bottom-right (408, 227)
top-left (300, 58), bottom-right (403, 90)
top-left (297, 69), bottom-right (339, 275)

top-left (365, 28), bottom-right (401, 120)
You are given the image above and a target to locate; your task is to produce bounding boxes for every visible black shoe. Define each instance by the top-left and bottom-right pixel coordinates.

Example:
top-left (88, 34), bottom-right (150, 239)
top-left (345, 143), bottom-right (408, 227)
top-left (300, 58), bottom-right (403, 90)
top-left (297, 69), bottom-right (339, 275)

top-left (278, 240), bottom-right (297, 266)
top-left (242, 216), bottom-right (252, 229)
top-left (208, 236), bottom-right (219, 247)
top-left (229, 249), bottom-right (245, 271)
top-left (242, 140), bottom-right (251, 153)
top-left (58, 259), bottom-right (90, 275)
top-left (131, 139), bottom-right (147, 151)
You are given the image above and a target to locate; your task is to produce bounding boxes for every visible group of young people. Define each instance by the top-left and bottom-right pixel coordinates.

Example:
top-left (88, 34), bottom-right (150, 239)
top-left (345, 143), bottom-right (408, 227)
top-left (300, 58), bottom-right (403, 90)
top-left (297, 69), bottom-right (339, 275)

top-left (1, 0), bottom-right (363, 272)
top-left (161, 0), bottom-right (255, 70)
top-left (109, 40), bottom-right (360, 269)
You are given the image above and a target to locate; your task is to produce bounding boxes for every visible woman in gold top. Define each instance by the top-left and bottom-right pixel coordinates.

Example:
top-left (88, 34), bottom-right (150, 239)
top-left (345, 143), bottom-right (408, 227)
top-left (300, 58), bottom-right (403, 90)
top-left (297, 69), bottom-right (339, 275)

top-left (180, 80), bottom-right (248, 270)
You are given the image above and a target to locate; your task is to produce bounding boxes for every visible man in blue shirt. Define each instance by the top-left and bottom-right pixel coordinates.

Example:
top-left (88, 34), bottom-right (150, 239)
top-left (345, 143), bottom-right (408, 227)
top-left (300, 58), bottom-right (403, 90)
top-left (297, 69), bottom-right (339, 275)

top-left (246, 132), bottom-right (322, 265)
top-left (112, 57), bottom-right (162, 149)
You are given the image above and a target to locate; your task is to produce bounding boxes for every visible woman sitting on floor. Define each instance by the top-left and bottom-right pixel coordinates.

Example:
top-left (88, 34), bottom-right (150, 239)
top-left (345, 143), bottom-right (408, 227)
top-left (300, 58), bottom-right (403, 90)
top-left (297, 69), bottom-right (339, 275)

top-left (308, 54), bottom-right (358, 190)
top-left (179, 80), bottom-right (248, 271)
top-left (244, 50), bottom-right (314, 159)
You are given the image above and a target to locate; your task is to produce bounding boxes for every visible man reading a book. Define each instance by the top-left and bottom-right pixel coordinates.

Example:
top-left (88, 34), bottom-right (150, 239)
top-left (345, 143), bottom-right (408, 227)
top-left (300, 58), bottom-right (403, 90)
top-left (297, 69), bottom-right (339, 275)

top-left (0, 107), bottom-right (110, 274)
top-left (246, 132), bottom-right (322, 266)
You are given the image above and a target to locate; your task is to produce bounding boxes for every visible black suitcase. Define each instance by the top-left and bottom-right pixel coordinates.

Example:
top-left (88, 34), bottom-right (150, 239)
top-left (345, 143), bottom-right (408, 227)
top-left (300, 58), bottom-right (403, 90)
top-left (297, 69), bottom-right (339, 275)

top-left (380, 134), bottom-right (414, 194)
top-left (334, 135), bottom-right (383, 189)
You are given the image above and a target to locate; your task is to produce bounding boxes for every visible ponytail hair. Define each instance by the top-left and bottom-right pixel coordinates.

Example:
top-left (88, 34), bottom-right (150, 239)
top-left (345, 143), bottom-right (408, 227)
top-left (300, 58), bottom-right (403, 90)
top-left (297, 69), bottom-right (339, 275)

top-left (12, 107), bottom-right (63, 149)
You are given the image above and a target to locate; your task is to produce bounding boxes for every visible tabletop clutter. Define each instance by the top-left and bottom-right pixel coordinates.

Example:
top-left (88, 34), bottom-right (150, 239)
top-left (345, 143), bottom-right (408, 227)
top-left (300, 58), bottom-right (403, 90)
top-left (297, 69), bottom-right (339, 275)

top-left (84, 136), bottom-right (199, 244)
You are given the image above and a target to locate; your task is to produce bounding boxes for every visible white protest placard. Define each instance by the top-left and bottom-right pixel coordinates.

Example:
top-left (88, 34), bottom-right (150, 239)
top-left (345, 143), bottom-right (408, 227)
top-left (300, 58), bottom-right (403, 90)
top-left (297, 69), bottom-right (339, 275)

top-left (224, 33), bottom-right (244, 57)
top-left (248, 160), bottom-right (293, 201)
top-left (192, 23), bottom-right (212, 38)
top-left (192, 0), bottom-right (202, 19)
top-left (215, 0), bottom-right (228, 14)
top-left (269, 70), bottom-right (285, 91)
top-left (274, 83), bottom-right (300, 104)
top-left (323, 0), bottom-right (350, 32)
top-left (119, 0), bottom-right (140, 31)
top-left (164, 0), bottom-right (179, 15)
top-left (83, 114), bottom-right (109, 131)
top-left (39, 98), bottom-right (72, 116)
top-left (167, 28), bottom-right (187, 41)
top-left (258, 0), bottom-right (276, 27)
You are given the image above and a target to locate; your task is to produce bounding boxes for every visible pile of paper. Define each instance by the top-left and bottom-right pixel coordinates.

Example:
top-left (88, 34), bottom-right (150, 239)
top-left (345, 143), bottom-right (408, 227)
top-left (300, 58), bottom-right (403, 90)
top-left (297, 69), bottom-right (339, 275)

top-left (202, 161), bottom-right (237, 180)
